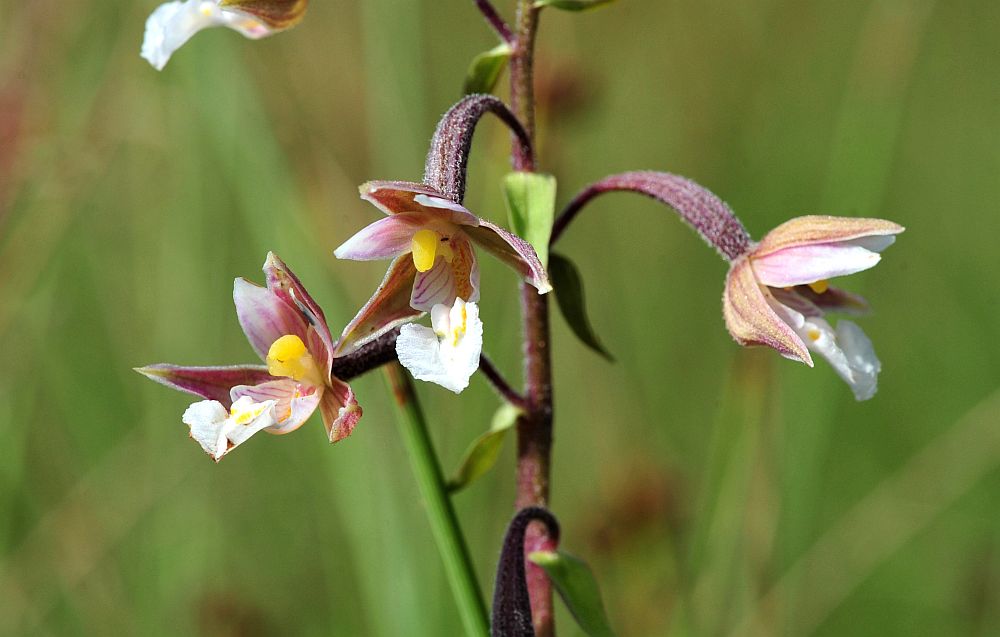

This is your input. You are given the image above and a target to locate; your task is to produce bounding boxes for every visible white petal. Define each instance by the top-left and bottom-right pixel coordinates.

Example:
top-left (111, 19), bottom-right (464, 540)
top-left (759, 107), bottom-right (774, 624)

top-left (752, 244), bottom-right (882, 288)
top-left (395, 300), bottom-right (483, 394)
top-left (182, 400), bottom-right (230, 457)
top-left (846, 235), bottom-right (896, 253)
top-left (181, 396), bottom-right (276, 460)
top-left (141, 1), bottom-right (271, 71)
top-left (836, 320), bottom-right (881, 400)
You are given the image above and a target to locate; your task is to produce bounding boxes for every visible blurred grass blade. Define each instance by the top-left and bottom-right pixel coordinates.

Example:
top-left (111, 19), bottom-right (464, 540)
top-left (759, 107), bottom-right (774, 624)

top-left (502, 172), bottom-right (556, 268)
top-left (534, 0), bottom-right (617, 11)
top-left (447, 404), bottom-right (520, 493)
top-left (549, 252), bottom-right (614, 361)
top-left (529, 550), bottom-right (616, 637)
top-left (464, 43), bottom-right (512, 95)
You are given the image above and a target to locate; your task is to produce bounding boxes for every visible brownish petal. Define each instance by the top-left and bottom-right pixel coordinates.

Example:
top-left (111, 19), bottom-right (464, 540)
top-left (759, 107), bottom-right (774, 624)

top-left (320, 378), bottom-right (362, 443)
top-left (262, 252), bottom-right (335, 371)
top-left (335, 255), bottom-right (422, 356)
top-left (463, 219), bottom-right (552, 293)
top-left (359, 181), bottom-right (479, 225)
top-left (722, 258), bottom-right (812, 365)
top-left (794, 284), bottom-right (871, 316)
top-left (219, 0), bottom-right (308, 30)
top-left (755, 215), bottom-right (904, 258)
top-left (135, 364), bottom-right (273, 408)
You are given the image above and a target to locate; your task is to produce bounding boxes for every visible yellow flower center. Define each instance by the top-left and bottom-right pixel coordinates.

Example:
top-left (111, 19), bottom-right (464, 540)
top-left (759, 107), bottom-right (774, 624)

top-left (452, 303), bottom-right (468, 346)
top-left (807, 329), bottom-right (822, 342)
top-left (229, 398), bottom-right (270, 426)
top-left (267, 334), bottom-right (322, 386)
top-left (808, 279), bottom-right (829, 294)
top-left (411, 229), bottom-right (455, 273)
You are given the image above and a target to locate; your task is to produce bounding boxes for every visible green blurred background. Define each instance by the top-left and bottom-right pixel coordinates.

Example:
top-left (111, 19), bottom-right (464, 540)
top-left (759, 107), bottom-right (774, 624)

top-left (3, 0), bottom-right (1000, 635)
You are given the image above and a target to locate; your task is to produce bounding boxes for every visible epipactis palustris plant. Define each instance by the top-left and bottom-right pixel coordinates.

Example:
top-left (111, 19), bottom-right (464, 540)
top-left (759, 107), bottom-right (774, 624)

top-left (137, 1), bottom-right (906, 634)
top-left (137, 252), bottom-right (360, 460)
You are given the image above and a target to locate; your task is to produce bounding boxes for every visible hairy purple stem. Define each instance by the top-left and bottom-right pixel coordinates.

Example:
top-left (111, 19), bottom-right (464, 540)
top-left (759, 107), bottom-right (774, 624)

top-left (480, 355), bottom-right (527, 409)
top-left (474, 0), bottom-right (515, 42)
top-left (424, 94), bottom-right (533, 203)
top-left (550, 171), bottom-right (753, 261)
top-left (491, 507), bottom-right (561, 637)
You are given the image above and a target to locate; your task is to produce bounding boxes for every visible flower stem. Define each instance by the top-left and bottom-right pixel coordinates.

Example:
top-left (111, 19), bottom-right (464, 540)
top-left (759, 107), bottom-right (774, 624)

top-left (479, 354), bottom-right (527, 409)
top-left (509, 1), bottom-right (557, 635)
top-left (383, 364), bottom-right (489, 637)
top-left (473, 0), bottom-right (515, 43)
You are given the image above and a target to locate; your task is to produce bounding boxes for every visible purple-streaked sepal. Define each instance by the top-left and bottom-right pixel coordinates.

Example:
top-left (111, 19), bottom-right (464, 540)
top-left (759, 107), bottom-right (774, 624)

top-left (336, 256), bottom-right (423, 355)
top-left (722, 257), bottom-right (813, 366)
top-left (754, 215), bottom-right (904, 257)
top-left (464, 219), bottom-right (552, 293)
top-left (359, 181), bottom-right (480, 226)
top-left (321, 379), bottom-right (362, 443)
top-left (135, 364), bottom-right (273, 408)
top-left (262, 252), bottom-right (336, 376)
top-left (233, 277), bottom-right (308, 360)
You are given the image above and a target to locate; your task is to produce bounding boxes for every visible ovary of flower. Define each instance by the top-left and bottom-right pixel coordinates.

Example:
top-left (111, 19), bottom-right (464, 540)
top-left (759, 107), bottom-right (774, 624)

top-left (396, 298), bottom-right (483, 394)
top-left (183, 395), bottom-right (277, 461)
top-left (266, 334), bottom-right (323, 388)
top-left (411, 228), bottom-right (455, 273)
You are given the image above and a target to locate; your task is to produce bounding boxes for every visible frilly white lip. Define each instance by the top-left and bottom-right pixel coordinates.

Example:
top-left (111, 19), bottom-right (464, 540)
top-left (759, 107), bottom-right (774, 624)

top-left (141, 0), bottom-right (272, 71)
top-left (395, 298), bottom-right (483, 393)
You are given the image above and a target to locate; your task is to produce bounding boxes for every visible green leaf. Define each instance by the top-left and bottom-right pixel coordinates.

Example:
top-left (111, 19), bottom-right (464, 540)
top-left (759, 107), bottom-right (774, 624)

top-left (548, 252), bottom-right (614, 361)
top-left (446, 404), bottom-right (521, 493)
top-left (533, 0), bottom-right (617, 11)
top-left (502, 172), bottom-right (557, 268)
top-left (463, 43), bottom-right (512, 95)
top-left (529, 550), bottom-right (616, 637)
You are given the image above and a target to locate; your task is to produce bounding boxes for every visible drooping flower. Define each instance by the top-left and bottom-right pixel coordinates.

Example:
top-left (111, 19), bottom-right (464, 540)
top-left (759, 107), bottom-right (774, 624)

top-left (136, 252), bottom-right (361, 460)
top-left (723, 215), bottom-right (904, 400)
top-left (333, 180), bottom-right (551, 353)
top-left (396, 298), bottom-right (484, 394)
top-left (141, 0), bottom-right (307, 71)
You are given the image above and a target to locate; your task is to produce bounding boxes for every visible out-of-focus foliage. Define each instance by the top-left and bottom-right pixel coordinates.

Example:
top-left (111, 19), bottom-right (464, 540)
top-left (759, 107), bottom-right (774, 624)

top-left (2, 1), bottom-right (1000, 636)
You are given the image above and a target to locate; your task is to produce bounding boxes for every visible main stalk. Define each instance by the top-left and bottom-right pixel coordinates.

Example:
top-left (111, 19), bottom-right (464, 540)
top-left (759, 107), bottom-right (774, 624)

top-left (509, 1), bottom-right (556, 635)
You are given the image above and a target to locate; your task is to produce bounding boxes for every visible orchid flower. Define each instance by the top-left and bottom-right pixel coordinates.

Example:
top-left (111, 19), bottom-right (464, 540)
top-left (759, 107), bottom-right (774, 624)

top-left (332, 181), bottom-right (550, 391)
top-left (723, 215), bottom-right (904, 400)
top-left (137, 252), bottom-right (361, 460)
top-left (141, 0), bottom-right (307, 71)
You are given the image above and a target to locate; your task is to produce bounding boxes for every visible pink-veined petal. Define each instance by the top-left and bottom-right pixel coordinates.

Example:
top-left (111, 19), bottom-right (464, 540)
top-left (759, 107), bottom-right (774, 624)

top-left (182, 397), bottom-right (277, 461)
top-left (262, 252), bottom-right (335, 373)
top-left (234, 277), bottom-right (308, 361)
top-left (722, 257), bottom-right (812, 365)
top-left (135, 364), bottom-right (272, 408)
top-left (230, 379), bottom-right (321, 435)
top-left (451, 232), bottom-right (480, 303)
top-left (755, 215), bottom-right (904, 258)
top-left (463, 220), bottom-right (551, 294)
top-left (336, 255), bottom-right (422, 355)
top-left (319, 377), bottom-right (362, 443)
top-left (751, 243), bottom-right (883, 287)
top-left (334, 212), bottom-right (429, 261)
top-left (359, 181), bottom-right (480, 226)
top-left (411, 256), bottom-right (459, 312)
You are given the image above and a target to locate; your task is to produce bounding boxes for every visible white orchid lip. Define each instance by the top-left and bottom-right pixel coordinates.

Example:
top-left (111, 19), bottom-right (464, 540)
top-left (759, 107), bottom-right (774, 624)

top-left (141, 0), bottom-right (273, 71)
top-left (395, 298), bottom-right (483, 394)
top-left (183, 395), bottom-right (277, 461)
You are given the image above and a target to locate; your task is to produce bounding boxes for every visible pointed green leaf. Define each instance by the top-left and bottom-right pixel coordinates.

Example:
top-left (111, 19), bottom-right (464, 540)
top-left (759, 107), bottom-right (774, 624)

top-left (463, 43), bottom-right (513, 95)
top-left (446, 403), bottom-right (521, 493)
top-left (502, 172), bottom-right (557, 268)
top-left (534, 0), bottom-right (617, 11)
top-left (548, 252), bottom-right (614, 361)
top-left (529, 550), bottom-right (616, 637)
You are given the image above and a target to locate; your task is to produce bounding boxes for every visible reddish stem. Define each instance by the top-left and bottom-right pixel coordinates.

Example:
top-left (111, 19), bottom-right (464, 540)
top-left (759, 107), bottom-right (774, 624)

top-left (474, 0), bottom-right (515, 43)
top-left (509, 1), bottom-right (556, 635)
